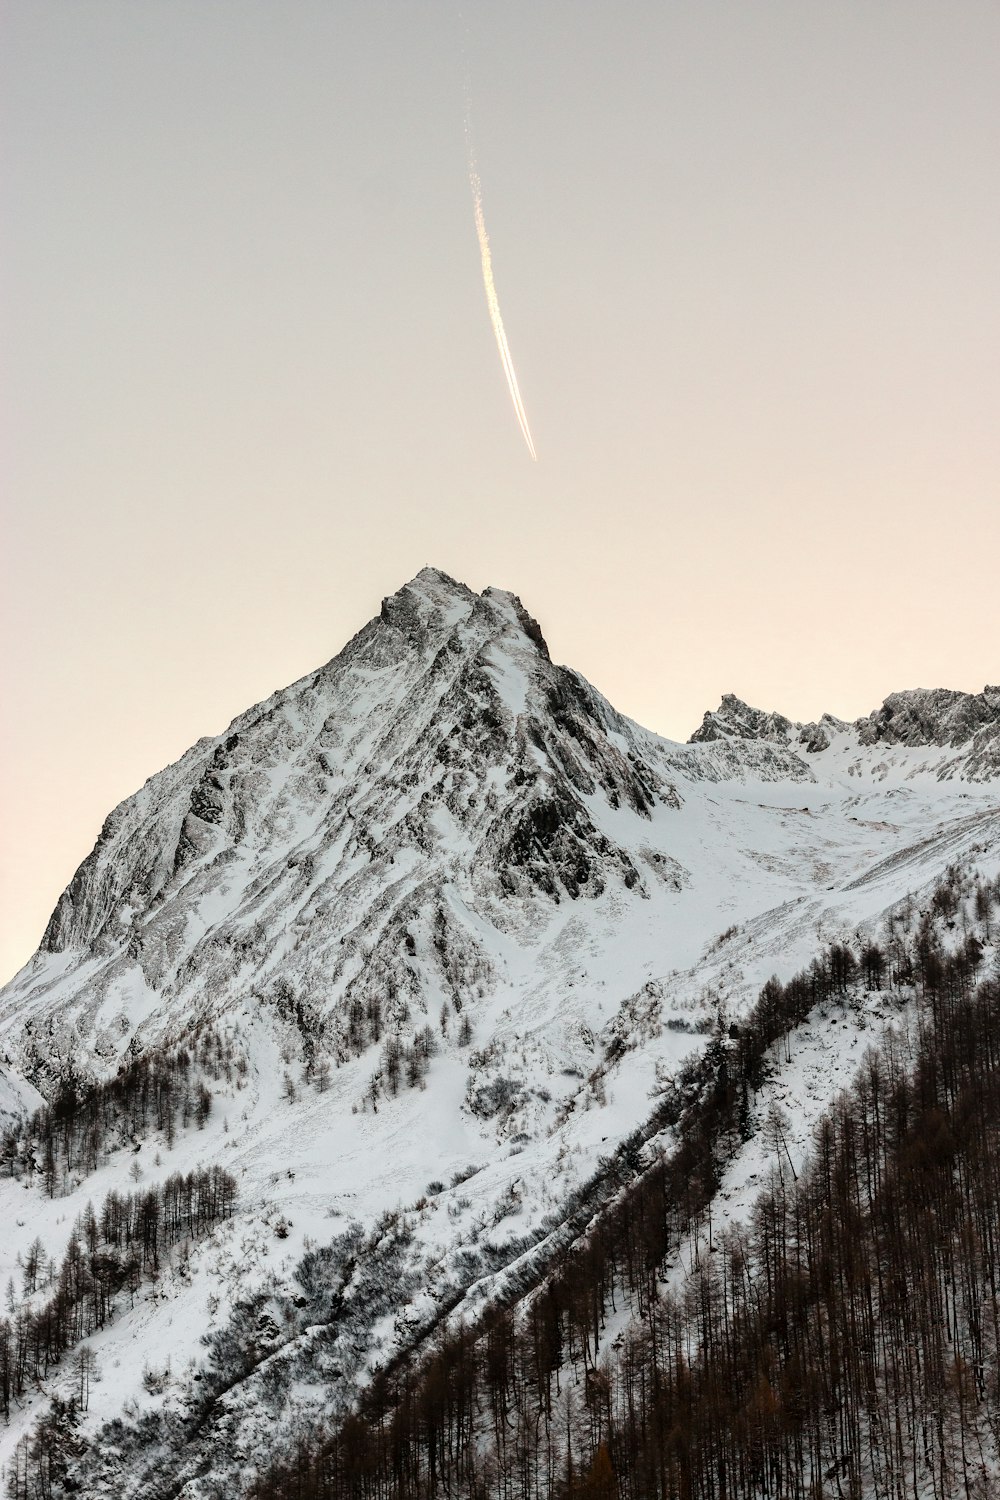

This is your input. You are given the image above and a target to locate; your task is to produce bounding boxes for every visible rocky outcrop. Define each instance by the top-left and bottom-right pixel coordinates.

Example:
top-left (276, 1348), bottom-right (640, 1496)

top-left (690, 694), bottom-right (796, 746)
top-left (853, 688), bottom-right (1000, 778)
top-left (856, 687), bottom-right (1000, 748)
top-left (687, 686), bottom-right (1000, 782)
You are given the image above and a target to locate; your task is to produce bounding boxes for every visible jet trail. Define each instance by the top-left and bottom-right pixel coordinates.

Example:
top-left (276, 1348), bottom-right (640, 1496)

top-left (466, 121), bottom-right (537, 461)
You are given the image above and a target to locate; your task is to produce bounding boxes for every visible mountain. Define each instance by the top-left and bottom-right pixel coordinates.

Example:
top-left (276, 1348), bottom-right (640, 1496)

top-left (1, 567), bottom-right (998, 1496)
top-left (694, 682), bottom-right (1000, 778)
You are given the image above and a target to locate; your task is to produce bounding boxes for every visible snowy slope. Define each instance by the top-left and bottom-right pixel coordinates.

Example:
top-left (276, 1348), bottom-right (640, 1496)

top-left (0, 567), bottom-right (997, 1492)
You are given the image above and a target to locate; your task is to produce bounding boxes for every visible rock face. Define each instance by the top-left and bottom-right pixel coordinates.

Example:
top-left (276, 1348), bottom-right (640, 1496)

top-left (855, 687), bottom-right (1000, 779)
top-left (689, 686), bottom-right (1000, 781)
top-left (690, 693), bottom-right (796, 746)
top-left (857, 686), bottom-right (1000, 746)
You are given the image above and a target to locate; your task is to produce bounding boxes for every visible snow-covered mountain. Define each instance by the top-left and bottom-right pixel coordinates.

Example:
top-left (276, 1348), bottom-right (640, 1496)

top-left (1, 567), bottom-right (998, 1495)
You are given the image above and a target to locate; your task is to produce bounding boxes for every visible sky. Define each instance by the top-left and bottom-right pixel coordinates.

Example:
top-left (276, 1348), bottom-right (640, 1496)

top-left (2, 0), bottom-right (999, 984)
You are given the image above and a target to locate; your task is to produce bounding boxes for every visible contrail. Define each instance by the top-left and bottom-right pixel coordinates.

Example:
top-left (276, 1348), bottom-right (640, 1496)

top-left (465, 111), bottom-right (538, 461)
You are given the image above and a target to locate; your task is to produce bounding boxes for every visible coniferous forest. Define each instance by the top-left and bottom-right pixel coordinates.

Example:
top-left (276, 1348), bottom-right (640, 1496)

top-left (0, 1033), bottom-right (240, 1496)
top-left (1, 1165), bottom-right (237, 1425)
top-left (247, 874), bottom-right (1000, 1500)
top-left (1, 1028), bottom-right (239, 1197)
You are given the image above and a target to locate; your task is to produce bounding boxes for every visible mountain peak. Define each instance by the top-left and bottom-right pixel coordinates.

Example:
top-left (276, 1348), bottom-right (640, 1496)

top-left (377, 569), bottom-right (551, 663)
top-left (379, 567), bottom-right (475, 628)
top-left (405, 565), bottom-right (471, 598)
top-left (32, 565), bottom-right (667, 967)
top-left (689, 694), bottom-right (795, 746)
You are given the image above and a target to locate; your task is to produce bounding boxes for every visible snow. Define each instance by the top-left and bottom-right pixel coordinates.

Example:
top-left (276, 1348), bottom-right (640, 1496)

top-left (0, 569), bottom-right (997, 1489)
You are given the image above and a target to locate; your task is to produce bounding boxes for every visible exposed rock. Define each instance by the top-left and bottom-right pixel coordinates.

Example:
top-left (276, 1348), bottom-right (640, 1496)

top-left (690, 694), bottom-right (796, 746)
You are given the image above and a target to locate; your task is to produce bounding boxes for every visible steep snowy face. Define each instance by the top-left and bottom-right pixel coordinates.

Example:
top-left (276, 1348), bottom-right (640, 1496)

top-left (43, 566), bottom-right (666, 956)
top-left (6, 568), bottom-right (680, 1076)
top-left (0, 1066), bottom-right (40, 1126)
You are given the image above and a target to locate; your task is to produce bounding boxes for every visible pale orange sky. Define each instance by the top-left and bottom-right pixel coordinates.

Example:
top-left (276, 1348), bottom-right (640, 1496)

top-left (3, 1), bottom-right (999, 983)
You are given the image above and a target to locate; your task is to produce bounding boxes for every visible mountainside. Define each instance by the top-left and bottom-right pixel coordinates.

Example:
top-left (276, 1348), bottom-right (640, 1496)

top-left (1, 567), bottom-right (999, 1497)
